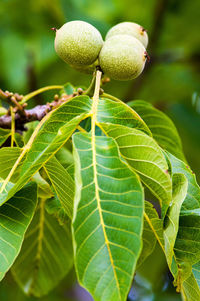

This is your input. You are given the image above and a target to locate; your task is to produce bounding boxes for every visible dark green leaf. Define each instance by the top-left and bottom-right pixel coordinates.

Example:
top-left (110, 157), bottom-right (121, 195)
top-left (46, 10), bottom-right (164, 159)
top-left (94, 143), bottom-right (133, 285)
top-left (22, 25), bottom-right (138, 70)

top-left (143, 201), bottom-right (165, 251)
top-left (12, 199), bottom-right (73, 297)
top-left (137, 201), bottom-right (157, 267)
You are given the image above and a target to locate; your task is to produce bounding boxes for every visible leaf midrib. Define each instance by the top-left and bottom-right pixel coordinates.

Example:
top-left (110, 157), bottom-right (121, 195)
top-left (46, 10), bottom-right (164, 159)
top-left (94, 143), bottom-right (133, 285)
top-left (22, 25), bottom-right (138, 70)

top-left (91, 132), bottom-right (121, 300)
top-left (91, 72), bottom-right (121, 300)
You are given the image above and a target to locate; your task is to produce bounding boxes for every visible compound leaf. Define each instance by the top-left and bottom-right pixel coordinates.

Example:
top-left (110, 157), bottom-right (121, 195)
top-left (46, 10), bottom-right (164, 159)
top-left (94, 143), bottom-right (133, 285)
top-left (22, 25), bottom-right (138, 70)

top-left (0, 95), bottom-right (91, 206)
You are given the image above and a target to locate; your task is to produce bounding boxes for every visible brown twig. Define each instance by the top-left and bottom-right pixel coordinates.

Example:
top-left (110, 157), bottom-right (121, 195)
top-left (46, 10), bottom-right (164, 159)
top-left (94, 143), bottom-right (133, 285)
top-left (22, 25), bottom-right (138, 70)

top-left (0, 93), bottom-right (72, 130)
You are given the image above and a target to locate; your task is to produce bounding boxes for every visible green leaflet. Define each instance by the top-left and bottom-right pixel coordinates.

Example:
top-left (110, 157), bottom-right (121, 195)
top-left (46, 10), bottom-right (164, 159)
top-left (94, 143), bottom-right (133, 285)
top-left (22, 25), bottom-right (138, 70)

top-left (0, 147), bottom-right (22, 182)
top-left (66, 163), bottom-right (75, 180)
top-left (164, 152), bottom-right (200, 296)
top-left (44, 156), bottom-right (74, 219)
top-left (176, 261), bottom-right (200, 301)
top-left (164, 173), bottom-right (188, 267)
top-left (23, 121), bottom-right (39, 144)
top-left (0, 95), bottom-right (92, 206)
top-left (143, 201), bottom-right (165, 251)
top-left (11, 199), bottom-right (73, 297)
top-left (167, 152), bottom-right (200, 265)
top-left (0, 128), bottom-right (11, 147)
top-left (142, 201), bottom-right (187, 288)
top-left (45, 194), bottom-right (68, 226)
top-left (182, 272), bottom-right (200, 301)
top-left (55, 146), bottom-right (74, 169)
top-left (0, 182), bottom-right (37, 281)
top-left (97, 97), bottom-right (151, 135)
top-left (137, 201), bottom-right (157, 267)
top-left (193, 261), bottom-right (200, 288)
top-left (72, 132), bottom-right (144, 301)
top-left (128, 100), bottom-right (185, 161)
top-left (100, 123), bottom-right (172, 217)
top-left (142, 201), bottom-right (185, 290)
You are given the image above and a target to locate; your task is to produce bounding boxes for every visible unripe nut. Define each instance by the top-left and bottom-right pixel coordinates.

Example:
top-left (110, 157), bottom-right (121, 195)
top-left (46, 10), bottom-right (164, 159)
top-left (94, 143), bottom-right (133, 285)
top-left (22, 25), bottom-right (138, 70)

top-left (99, 35), bottom-right (147, 81)
top-left (55, 21), bottom-right (103, 66)
top-left (106, 22), bottom-right (148, 48)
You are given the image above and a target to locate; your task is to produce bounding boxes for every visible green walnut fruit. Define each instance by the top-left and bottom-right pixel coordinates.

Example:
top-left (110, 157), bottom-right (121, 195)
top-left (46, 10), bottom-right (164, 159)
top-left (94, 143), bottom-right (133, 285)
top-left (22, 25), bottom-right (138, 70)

top-left (70, 60), bottom-right (99, 74)
top-left (99, 35), bottom-right (147, 81)
top-left (106, 22), bottom-right (148, 48)
top-left (55, 20), bottom-right (103, 66)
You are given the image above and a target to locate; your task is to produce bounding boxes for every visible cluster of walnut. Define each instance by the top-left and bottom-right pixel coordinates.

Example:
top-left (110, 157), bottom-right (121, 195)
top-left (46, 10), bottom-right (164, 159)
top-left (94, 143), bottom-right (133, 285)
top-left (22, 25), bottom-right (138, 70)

top-left (54, 20), bottom-right (149, 81)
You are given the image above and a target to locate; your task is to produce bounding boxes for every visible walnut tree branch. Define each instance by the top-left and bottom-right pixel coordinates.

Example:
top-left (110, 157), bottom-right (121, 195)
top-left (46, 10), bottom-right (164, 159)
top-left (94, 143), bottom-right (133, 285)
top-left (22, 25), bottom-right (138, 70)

top-left (0, 94), bottom-right (72, 130)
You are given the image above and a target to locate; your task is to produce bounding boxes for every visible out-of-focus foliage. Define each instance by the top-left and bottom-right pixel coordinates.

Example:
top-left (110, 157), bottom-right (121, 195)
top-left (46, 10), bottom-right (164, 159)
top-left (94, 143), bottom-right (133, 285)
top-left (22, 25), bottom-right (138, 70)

top-left (0, 0), bottom-right (199, 300)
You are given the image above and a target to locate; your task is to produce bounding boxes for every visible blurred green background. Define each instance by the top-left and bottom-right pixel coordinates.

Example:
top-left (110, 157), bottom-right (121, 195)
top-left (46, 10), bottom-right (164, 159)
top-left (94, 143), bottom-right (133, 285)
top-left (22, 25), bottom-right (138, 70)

top-left (0, 0), bottom-right (199, 300)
